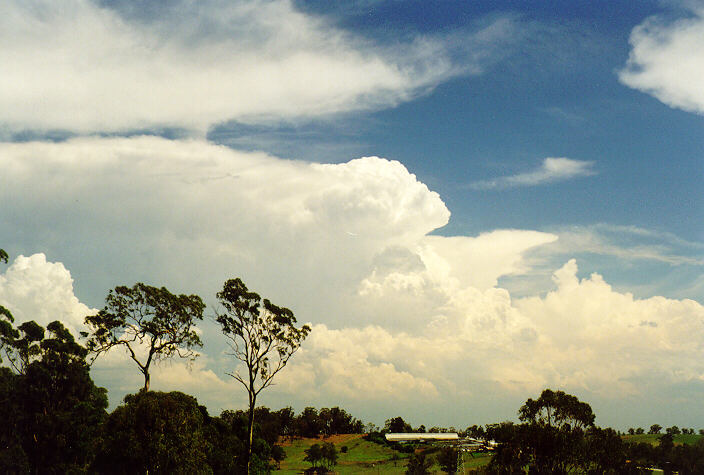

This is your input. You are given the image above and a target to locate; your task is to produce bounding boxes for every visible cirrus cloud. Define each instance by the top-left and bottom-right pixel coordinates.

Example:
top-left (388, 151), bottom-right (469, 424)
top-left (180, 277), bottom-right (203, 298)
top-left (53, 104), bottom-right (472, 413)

top-left (0, 0), bottom-right (514, 134)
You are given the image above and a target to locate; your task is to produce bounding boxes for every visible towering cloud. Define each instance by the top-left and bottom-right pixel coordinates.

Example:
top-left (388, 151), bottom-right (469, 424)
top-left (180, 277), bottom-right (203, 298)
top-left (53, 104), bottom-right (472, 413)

top-left (1, 137), bottom-right (702, 424)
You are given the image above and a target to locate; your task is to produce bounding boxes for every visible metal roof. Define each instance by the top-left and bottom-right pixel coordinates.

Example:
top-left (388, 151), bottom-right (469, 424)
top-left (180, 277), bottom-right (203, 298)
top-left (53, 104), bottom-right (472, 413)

top-left (385, 433), bottom-right (459, 441)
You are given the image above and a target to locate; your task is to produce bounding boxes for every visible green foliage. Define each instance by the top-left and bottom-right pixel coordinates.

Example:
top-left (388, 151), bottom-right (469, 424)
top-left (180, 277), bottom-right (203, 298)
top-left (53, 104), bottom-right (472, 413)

top-left (384, 416), bottom-right (413, 434)
top-left (405, 452), bottom-right (433, 474)
top-left (93, 391), bottom-right (212, 474)
top-left (215, 277), bottom-right (310, 473)
top-left (436, 447), bottom-right (459, 474)
top-left (85, 283), bottom-right (205, 391)
top-left (0, 321), bottom-right (108, 474)
top-left (490, 389), bottom-right (598, 474)
top-left (518, 388), bottom-right (595, 430)
top-left (303, 442), bottom-right (338, 471)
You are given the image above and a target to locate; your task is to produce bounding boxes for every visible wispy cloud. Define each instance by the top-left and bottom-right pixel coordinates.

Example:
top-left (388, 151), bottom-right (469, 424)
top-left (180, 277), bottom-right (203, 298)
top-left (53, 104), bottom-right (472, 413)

top-left (0, 0), bottom-right (516, 135)
top-left (470, 157), bottom-right (596, 190)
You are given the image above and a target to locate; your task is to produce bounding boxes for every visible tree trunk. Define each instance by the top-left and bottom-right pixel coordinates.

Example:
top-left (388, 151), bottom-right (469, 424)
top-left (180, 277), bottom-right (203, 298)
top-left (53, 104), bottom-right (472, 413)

top-left (246, 395), bottom-right (255, 474)
top-left (143, 370), bottom-right (150, 392)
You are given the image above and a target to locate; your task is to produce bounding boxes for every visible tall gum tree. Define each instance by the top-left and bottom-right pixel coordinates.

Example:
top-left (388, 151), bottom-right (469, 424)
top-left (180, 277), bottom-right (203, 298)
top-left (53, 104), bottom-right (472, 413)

top-left (84, 283), bottom-right (205, 391)
top-left (215, 277), bottom-right (310, 474)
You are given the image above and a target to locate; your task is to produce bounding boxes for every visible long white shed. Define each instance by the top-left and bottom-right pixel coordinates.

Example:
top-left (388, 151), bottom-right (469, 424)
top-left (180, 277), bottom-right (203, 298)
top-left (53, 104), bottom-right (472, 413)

top-left (385, 433), bottom-right (459, 442)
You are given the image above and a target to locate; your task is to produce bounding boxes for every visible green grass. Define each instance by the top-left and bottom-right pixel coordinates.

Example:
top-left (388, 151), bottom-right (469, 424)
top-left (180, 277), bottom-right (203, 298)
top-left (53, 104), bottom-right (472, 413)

top-left (274, 435), bottom-right (492, 474)
top-left (275, 434), bottom-right (409, 474)
top-left (622, 433), bottom-right (703, 446)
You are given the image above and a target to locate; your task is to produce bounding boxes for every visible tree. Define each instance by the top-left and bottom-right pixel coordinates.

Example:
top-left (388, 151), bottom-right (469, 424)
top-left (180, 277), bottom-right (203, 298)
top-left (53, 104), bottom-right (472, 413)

top-left (84, 283), bottom-right (205, 391)
top-left (1, 321), bottom-right (108, 473)
top-left (215, 277), bottom-right (310, 474)
top-left (512, 389), bottom-right (596, 473)
top-left (304, 443), bottom-right (323, 469)
top-left (384, 416), bottom-right (413, 433)
top-left (0, 249), bottom-right (16, 364)
top-left (650, 424), bottom-right (663, 434)
top-left (518, 389), bottom-right (595, 431)
top-left (3, 320), bottom-right (44, 374)
top-left (406, 452), bottom-right (433, 475)
top-left (437, 446), bottom-right (459, 474)
top-left (93, 391), bottom-right (211, 474)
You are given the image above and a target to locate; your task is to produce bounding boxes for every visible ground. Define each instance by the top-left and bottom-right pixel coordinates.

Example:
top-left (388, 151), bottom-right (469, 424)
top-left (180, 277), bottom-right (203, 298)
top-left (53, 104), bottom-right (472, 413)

top-left (275, 434), bottom-right (492, 474)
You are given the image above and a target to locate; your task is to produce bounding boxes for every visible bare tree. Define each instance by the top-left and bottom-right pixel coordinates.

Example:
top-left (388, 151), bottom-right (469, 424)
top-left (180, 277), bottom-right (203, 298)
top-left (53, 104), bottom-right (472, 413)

top-left (216, 277), bottom-right (310, 474)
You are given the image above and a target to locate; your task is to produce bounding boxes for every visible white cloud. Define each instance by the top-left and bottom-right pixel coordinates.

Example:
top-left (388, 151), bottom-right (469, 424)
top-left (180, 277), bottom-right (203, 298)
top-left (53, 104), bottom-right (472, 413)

top-left (619, 8), bottom-right (704, 114)
top-left (1, 136), bottom-right (703, 425)
top-left (0, 0), bottom-right (510, 134)
top-left (470, 157), bottom-right (596, 190)
top-left (0, 253), bottom-right (93, 337)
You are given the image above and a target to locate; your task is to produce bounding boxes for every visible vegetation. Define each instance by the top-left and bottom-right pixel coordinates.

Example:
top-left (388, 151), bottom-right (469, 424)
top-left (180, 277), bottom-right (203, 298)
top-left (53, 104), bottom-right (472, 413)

top-left (84, 283), bottom-right (205, 391)
top-left (1, 249), bottom-right (703, 473)
top-left (215, 277), bottom-right (311, 473)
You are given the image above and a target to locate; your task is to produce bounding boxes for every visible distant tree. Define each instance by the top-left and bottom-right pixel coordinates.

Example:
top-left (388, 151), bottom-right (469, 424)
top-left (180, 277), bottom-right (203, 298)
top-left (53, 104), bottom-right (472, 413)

top-left (320, 442), bottom-right (338, 470)
top-left (650, 424), bottom-right (663, 434)
top-left (636, 427), bottom-right (645, 434)
top-left (507, 389), bottom-right (596, 473)
top-left (518, 388), bottom-right (595, 430)
top-left (464, 424), bottom-right (484, 439)
top-left (628, 428), bottom-right (636, 435)
top-left (277, 406), bottom-right (296, 441)
top-left (271, 444), bottom-right (286, 470)
top-left (405, 452), bottom-right (433, 475)
top-left (437, 446), bottom-right (459, 474)
top-left (385, 416), bottom-right (413, 433)
top-left (666, 425), bottom-right (681, 435)
top-left (85, 283), bottom-right (205, 391)
top-left (417, 424), bottom-right (427, 433)
top-left (699, 429), bottom-right (704, 436)
top-left (215, 277), bottom-right (310, 474)
top-left (298, 407), bottom-right (322, 438)
top-left (304, 443), bottom-right (323, 469)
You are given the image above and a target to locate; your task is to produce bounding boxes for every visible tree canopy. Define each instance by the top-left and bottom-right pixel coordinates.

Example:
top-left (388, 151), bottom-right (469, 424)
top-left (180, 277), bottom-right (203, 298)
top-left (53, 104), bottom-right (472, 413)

top-left (84, 283), bottom-right (205, 391)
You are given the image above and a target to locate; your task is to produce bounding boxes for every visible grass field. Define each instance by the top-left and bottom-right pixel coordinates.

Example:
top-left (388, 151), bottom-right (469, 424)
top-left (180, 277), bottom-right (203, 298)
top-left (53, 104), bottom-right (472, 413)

top-left (274, 434), bottom-right (492, 474)
top-left (622, 433), bottom-right (703, 446)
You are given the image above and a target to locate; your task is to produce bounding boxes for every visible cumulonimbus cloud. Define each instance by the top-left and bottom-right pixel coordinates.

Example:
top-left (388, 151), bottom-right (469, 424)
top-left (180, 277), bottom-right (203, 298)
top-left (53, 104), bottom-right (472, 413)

top-left (1, 136), bottom-right (702, 425)
top-left (619, 8), bottom-right (704, 115)
top-left (0, 0), bottom-right (514, 134)
top-left (470, 157), bottom-right (596, 190)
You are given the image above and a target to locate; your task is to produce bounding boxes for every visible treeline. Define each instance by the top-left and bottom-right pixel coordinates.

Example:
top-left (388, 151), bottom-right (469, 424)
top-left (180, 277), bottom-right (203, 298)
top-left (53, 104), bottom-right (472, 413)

top-left (463, 390), bottom-right (704, 474)
top-left (0, 318), bottom-right (363, 473)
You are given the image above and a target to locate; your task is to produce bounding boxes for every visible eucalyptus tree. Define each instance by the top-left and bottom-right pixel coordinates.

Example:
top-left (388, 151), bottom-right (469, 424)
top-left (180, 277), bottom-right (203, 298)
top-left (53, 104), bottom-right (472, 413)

top-left (215, 277), bottom-right (310, 474)
top-left (84, 283), bottom-right (205, 391)
top-left (0, 248), bottom-right (15, 363)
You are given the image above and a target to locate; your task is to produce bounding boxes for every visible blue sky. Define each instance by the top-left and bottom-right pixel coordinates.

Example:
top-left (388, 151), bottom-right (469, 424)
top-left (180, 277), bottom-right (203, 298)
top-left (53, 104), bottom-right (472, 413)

top-left (0, 0), bottom-right (703, 429)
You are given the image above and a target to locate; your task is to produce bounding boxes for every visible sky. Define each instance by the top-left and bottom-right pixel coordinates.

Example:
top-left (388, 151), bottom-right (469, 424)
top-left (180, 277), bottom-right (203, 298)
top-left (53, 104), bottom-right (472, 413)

top-left (0, 0), bottom-right (703, 430)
